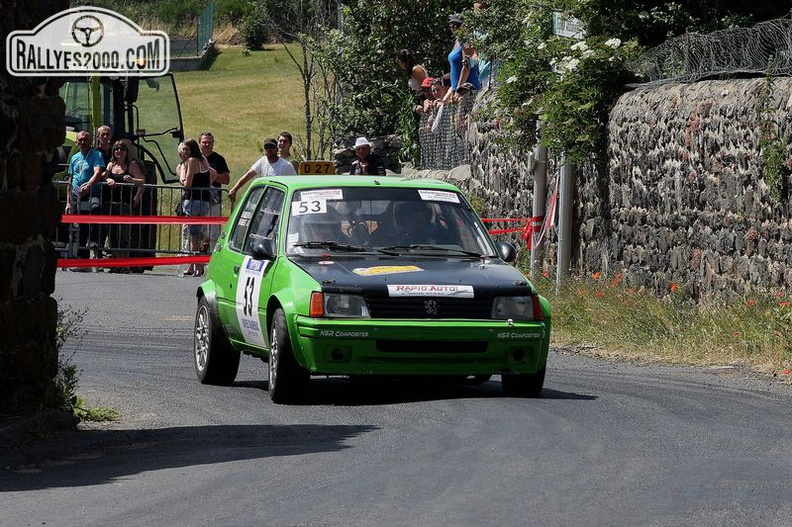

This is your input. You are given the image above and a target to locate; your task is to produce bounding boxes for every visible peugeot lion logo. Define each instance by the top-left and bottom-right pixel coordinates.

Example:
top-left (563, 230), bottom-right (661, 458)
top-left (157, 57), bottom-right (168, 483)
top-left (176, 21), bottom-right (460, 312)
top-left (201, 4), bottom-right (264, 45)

top-left (424, 299), bottom-right (439, 316)
top-left (71, 15), bottom-right (104, 47)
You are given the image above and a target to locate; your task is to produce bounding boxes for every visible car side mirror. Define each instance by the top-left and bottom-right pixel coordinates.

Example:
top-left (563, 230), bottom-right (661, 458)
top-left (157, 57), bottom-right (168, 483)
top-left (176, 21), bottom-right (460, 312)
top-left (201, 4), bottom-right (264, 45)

top-left (496, 241), bottom-right (517, 263)
top-left (251, 239), bottom-right (276, 261)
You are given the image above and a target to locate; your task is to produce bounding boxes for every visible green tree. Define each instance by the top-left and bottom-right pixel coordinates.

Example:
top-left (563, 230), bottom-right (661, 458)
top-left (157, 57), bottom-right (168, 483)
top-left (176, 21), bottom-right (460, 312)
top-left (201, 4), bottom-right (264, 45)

top-left (318, 0), bottom-right (470, 139)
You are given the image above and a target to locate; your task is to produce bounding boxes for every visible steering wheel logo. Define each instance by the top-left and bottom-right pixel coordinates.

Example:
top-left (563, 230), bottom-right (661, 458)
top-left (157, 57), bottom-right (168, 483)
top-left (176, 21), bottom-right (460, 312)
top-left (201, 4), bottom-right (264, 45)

top-left (71, 15), bottom-right (104, 47)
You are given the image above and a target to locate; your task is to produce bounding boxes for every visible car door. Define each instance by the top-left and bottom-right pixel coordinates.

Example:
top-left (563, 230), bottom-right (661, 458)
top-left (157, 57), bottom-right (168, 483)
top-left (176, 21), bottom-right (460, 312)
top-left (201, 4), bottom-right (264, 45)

top-left (215, 185), bottom-right (284, 350)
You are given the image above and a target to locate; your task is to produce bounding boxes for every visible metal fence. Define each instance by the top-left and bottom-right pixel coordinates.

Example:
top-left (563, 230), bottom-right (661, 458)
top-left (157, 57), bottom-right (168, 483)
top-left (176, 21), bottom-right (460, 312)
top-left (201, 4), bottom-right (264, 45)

top-left (416, 91), bottom-right (478, 170)
top-left (628, 16), bottom-right (792, 85)
top-left (171, 1), bottom-right (215, 59)
top-left (54, 181), bottom-right (229, 271)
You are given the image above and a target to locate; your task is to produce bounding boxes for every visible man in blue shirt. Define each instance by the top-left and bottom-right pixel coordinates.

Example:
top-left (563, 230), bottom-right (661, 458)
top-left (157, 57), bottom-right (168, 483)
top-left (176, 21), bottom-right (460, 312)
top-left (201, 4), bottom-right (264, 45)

top-left (66, 130), bottom-right (106, 263)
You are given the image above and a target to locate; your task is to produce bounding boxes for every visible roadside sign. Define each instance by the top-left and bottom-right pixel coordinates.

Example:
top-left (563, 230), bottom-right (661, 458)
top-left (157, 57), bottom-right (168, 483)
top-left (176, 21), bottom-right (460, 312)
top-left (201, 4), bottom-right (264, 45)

top-left (552, 12), bottom-right (585, 39)
top-left (6, 6), bottom-right (169, 77)
top-left (299, 161), bottom-right (335, 175)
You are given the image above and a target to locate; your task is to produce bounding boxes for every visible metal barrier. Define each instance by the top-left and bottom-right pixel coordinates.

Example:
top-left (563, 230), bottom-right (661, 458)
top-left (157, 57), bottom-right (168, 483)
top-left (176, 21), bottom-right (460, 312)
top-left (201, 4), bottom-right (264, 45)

top-left (54, 180), bottom-right (229, 271)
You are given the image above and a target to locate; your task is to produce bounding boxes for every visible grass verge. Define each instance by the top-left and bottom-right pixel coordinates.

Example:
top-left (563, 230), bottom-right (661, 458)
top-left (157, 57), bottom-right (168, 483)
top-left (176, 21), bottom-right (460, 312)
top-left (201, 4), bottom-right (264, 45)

top-left (527, 270), bottom-right (792, 378)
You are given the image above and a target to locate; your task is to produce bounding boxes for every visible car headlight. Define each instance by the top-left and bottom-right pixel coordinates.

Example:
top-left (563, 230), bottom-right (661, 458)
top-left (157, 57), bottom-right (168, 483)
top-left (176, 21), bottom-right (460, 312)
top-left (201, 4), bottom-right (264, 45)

top-left (491, 296), bottom-right (540, 320)
top-left (311, 292), bottom-right (370, 318)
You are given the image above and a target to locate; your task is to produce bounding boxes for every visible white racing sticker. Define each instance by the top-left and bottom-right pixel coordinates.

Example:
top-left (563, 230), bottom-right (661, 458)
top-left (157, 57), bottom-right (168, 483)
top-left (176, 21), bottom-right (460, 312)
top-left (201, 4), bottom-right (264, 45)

top-left (301, 189), bottom-right (344, 201)
top-left (235, 256), bottom-right (271, 347)
top-left (291, 198), bottom-right (327, 216)
top-left (387, 284), bottom-right (474, 298)
top-left (418, 189), bottom-right (460, 203)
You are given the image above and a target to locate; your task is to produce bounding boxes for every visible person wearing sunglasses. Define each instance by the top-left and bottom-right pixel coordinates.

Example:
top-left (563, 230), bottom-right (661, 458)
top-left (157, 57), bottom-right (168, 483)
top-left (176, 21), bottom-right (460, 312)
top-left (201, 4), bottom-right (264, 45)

top-left (228, 137), bottom-right (297, 203)
top-left (66, 130), bottom-right (106, 267)
top-left (103, 140), bottom-right (145, 272)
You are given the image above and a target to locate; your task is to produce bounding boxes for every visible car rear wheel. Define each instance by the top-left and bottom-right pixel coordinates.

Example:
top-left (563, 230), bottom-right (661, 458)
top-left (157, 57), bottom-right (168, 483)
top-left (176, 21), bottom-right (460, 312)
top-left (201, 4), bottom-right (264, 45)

top-left (501, 368), bottom-right (545, 397)
top-left (194, 296), bottom-right (240, 385)
top-left (268, 308), bottom-right (309, 403)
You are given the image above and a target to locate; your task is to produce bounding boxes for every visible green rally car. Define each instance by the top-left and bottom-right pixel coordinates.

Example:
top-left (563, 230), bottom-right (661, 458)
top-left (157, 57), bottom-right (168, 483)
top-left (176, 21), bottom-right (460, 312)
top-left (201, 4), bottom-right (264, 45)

top-left (194, 175), bottom-right (551, 403)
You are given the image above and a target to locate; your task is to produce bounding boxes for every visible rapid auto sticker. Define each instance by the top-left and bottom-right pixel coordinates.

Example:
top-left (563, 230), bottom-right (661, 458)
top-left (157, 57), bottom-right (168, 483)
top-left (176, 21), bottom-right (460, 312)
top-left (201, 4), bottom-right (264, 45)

top-left (417, 190), bottom-right (460, 203)
top-left (235, 256), bottom-right (270, 347)
top-left (387, 284), bottom-right (474, 297)
top-left (353, 265), bottom-right (424, 276)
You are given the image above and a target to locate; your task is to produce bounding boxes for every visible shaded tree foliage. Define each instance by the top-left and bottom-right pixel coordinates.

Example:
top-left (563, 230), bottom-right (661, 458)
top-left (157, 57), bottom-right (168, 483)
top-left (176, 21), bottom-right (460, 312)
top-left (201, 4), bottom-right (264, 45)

top-left (319, 0), bottom-right (470, 139)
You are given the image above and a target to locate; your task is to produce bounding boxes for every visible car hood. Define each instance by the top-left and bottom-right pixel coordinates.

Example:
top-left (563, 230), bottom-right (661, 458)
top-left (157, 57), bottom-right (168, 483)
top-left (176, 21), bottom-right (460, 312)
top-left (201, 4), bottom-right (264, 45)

top-left (290, 254), bottom-right (532, 298)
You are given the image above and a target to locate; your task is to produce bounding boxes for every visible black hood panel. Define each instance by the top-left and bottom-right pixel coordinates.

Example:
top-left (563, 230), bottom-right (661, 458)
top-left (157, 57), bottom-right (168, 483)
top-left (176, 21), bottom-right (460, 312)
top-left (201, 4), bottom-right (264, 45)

top-left (293, 255), bottom-right (532, 298)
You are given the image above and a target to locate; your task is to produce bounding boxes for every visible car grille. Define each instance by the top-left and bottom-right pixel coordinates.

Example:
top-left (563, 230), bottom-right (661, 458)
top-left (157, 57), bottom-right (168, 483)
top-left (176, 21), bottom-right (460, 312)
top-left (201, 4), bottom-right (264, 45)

top-left (366, 297), bottom-right (493, 319)
top-left (376, 340), bottom-right (488, 353)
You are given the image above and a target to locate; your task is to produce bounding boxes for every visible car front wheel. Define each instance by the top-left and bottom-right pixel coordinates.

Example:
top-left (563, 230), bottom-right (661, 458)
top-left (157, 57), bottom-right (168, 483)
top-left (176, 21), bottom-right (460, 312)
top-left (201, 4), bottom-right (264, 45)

top-left (501, 368), bottom-right (545, 397)
top-left (268, 308), bottom-right (309, 403)
top-left (194, 296), bottom-right (240, 385)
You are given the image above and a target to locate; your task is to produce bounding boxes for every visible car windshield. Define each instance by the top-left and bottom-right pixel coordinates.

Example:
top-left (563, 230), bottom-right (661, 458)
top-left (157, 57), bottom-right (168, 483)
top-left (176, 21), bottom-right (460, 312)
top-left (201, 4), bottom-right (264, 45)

top-left (285, 187), bottom-right (495, 257)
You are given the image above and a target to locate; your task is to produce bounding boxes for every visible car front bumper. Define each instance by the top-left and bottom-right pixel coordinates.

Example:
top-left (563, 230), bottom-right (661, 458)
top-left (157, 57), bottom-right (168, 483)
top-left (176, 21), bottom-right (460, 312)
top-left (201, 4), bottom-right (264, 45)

top-left (293, 316), bottom-right (550, 376)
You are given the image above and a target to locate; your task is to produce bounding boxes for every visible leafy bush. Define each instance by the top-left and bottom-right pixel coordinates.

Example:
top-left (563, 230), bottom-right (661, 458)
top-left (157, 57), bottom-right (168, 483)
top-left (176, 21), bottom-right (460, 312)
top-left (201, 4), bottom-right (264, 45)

top-left (215, 0), bottom-right (254, 22)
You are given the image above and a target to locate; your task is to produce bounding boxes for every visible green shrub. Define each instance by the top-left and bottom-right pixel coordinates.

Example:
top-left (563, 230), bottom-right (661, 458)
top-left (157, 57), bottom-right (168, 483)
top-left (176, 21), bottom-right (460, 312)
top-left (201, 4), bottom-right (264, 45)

top-left (215, 0), bottom-right (254, 22)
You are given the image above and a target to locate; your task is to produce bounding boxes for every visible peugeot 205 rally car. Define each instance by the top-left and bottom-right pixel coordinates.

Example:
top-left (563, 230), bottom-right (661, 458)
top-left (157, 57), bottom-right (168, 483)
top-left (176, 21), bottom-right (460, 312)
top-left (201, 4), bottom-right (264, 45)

top-left (193, 175), bottom-right (551, 403)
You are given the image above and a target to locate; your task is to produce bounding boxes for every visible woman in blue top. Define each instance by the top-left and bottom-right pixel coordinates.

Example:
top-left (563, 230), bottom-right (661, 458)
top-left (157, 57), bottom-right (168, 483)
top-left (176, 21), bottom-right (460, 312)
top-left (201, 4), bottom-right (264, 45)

top-left (442, 13), bottom-right (481, 105)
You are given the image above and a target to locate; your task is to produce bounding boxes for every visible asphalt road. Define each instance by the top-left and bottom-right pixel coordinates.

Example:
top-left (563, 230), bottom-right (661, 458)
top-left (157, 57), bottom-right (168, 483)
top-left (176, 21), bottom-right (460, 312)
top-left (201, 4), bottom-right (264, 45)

top-left (2, 269), bottom-right (792, 526)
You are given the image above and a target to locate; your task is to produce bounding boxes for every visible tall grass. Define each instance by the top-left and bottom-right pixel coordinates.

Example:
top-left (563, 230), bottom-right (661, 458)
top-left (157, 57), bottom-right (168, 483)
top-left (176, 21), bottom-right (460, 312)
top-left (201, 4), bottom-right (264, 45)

top-left (527, 270), bottom-right (792, 375)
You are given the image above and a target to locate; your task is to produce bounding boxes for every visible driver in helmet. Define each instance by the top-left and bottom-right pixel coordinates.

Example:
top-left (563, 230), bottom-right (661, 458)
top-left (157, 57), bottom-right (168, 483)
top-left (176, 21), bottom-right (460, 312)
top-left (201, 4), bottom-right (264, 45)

top-left (300, 206), bottom-right (347, 242)
top-left (393, 201), bottom-right (434, 243)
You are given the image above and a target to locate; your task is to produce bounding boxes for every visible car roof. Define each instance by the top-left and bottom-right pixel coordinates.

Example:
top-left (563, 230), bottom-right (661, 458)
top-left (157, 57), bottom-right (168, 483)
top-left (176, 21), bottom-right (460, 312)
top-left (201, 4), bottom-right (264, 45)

top-left (251, 175), bottom-right (462, 192)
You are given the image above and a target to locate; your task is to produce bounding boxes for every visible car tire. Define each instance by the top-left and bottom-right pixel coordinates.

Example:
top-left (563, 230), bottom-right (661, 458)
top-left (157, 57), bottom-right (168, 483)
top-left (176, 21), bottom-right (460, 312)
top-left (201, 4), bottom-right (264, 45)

top-left (268, 308), bottom-right (309, 403)
top-left (501, 368), bottom-right (545, 397)
top-left (194, 296), bottom-right (240, 385)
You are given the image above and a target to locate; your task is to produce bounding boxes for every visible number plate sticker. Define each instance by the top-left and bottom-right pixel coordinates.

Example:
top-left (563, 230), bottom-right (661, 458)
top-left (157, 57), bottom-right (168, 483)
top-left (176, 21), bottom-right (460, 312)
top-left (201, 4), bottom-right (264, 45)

top-left (235, 256), bottom-right (271, 347)
top-left (299, 161), bottom-right (334, 175)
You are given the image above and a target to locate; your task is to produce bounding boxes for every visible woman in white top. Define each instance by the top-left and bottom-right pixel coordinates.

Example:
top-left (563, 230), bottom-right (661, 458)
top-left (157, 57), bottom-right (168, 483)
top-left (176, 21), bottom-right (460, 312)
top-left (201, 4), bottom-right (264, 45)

top-left (396, 49), bottom-right (428, 92)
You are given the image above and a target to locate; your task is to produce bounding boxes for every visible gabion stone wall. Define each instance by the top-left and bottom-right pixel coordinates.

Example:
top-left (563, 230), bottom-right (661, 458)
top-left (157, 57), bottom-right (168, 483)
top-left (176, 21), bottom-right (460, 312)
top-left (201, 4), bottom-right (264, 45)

top-left (407, 78), bottom-right (792, 299)
top-left (601, 78), bottom-right (792, 299)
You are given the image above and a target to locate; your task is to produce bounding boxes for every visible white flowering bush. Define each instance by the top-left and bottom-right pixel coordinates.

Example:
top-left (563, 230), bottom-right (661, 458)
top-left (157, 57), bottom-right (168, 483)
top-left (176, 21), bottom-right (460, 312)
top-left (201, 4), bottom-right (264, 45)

top-left (479, 3), bottom-right (641, 166)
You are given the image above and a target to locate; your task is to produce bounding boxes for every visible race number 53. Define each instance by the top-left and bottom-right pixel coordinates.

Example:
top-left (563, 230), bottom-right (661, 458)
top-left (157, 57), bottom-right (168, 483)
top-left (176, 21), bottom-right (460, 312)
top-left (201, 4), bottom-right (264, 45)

top-left (292, 199), bottom-right (327, 215)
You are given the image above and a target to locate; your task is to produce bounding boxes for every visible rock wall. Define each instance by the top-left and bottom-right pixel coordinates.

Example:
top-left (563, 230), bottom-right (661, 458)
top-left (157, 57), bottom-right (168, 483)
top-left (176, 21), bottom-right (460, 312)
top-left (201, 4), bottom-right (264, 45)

top-left (598, 78), bottom-right (792, 299)
top-left (0, 0), bottom-right (68, 414)
top-left (406, 78), bottom-right (792, 299)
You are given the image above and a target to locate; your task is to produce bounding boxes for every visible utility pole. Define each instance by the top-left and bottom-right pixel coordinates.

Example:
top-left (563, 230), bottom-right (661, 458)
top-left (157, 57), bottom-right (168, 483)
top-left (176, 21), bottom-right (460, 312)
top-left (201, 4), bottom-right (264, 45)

top-left (530, 122), bottom-right (548, 277)
top-left (556, 158), bottom-right (575, 289)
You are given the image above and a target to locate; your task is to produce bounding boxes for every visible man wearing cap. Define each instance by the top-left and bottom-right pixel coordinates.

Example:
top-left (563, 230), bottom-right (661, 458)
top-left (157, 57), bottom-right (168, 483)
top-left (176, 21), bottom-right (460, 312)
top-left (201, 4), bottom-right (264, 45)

top-left (228, 137), bottom-right (297, 202)
top-left (350, 137), bottom-right (386, 176)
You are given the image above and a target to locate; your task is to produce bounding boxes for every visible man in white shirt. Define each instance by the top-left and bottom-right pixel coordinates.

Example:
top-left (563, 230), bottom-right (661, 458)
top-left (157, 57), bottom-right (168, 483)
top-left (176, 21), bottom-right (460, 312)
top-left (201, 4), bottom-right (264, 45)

top-left (228, 137), bottom-right (297, 202)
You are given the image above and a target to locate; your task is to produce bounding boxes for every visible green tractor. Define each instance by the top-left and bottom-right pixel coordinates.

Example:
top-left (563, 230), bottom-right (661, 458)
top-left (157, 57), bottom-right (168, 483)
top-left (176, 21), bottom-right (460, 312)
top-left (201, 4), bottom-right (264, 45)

top-left (57, 74), bottom-right (185, 268)
top-left (59, 74), bottom-right (184, 181)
